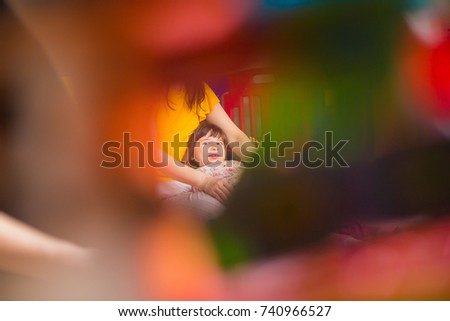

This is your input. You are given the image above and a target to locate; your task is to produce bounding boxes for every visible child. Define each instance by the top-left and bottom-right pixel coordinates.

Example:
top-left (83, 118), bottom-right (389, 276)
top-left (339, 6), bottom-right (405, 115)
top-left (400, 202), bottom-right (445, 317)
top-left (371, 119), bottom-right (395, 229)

top-left (160, 121), bottom-right (242, 219)
top-left (184, 121), bottom-right (241, 184)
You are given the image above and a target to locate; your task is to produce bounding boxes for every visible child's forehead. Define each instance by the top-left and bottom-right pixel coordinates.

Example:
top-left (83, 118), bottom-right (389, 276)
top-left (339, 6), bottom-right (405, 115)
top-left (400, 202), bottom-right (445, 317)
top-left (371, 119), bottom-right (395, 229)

top-left (198, 132), bottom-right (224, 142)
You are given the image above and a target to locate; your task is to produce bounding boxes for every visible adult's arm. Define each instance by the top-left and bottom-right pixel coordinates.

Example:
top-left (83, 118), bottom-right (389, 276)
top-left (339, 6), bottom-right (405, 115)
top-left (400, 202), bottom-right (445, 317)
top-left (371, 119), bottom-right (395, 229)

top-left (206, 103), bottom-right (256, 161)
top-left (0, 212), bottom-right (92, 279)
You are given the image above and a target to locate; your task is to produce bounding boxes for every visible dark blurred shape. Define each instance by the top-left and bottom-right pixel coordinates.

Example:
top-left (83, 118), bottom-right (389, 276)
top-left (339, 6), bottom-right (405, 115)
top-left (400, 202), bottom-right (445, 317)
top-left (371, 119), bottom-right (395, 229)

top-left (0, 84), bottom-right (18, 136)
top-left (214, 140), bottom-right (450, 266)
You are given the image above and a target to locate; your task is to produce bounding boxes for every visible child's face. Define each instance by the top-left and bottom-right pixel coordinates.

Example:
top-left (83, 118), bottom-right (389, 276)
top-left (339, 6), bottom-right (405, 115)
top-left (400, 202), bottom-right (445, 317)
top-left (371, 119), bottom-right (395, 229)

top-left (193, 131), bottom-right (225, 167)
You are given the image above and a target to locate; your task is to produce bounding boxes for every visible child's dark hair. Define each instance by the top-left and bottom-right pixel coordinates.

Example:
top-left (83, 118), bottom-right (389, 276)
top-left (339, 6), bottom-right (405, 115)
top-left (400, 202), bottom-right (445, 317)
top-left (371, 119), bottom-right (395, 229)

top-left (185, 121), bottom-right (227, 168)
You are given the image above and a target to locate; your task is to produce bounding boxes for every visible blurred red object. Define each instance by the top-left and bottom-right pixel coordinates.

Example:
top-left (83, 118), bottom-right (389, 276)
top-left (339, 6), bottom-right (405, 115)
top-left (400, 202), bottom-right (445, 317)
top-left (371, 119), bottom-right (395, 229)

top-left (402, 33), bottom-right (450, 124)
top-left (222, 68), bottom-right (273, 137)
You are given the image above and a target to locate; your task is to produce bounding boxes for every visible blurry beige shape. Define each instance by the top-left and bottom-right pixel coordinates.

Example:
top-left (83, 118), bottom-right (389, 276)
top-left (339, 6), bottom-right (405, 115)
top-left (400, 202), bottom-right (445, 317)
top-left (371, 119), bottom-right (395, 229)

top-left (0, 3), bottom-right (145, 299)
top-left (0, 209), bottom-right (136, 299)
top-left (6, 0), bottom-right (136, 108)
top-left (61, 75), bottom-right (77, 104)
top-left (405, 0), bottom-right (450, 46)
top-left (0, 212), bottom-right (92, 280)
top-left (6, 1), bottom-right (86, 76)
